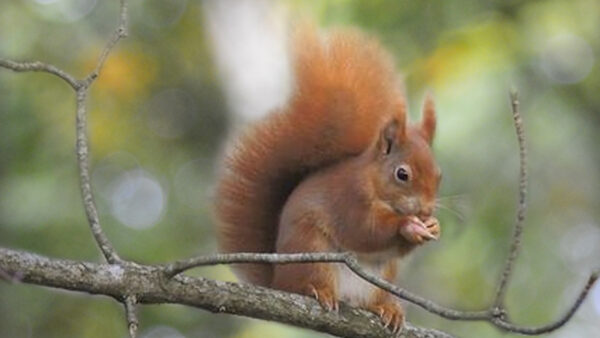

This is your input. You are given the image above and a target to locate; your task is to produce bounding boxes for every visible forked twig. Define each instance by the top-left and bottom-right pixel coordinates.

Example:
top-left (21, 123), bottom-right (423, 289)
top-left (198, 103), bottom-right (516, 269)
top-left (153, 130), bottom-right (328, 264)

top-left (0, 0), bottom-right (129, 264)
top-left (82, 0), bottom-right (128, 87)
top-left (75, 0), bottom-right (129, 264)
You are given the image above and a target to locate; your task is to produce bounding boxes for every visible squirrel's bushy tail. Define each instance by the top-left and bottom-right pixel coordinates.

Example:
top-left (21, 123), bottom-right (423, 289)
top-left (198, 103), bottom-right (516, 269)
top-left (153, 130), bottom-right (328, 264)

top-left (215, 26), bottom-right (403, 286)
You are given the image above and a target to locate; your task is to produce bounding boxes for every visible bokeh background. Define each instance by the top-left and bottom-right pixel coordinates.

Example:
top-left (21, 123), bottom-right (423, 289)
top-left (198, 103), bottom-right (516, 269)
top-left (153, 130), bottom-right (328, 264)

top-left (1, 0), bottom-right (599, 337)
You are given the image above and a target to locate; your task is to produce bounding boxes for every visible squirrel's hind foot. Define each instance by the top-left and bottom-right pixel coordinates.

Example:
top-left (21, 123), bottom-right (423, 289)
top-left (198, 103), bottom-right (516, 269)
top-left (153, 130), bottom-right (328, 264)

top-left (308, 284), bottom-right (339, 312)
top-left (368, 302), bottom-right (405, 334)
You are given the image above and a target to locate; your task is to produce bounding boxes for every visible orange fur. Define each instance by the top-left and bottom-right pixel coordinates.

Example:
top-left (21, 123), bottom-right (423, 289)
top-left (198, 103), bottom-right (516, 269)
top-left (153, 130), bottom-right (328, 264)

top-left (215, 27), bottom-right (403, 285)
top-left (216, 23), bottom-right (441, 331)
top-left (215, 25), bottom-right (441, 330)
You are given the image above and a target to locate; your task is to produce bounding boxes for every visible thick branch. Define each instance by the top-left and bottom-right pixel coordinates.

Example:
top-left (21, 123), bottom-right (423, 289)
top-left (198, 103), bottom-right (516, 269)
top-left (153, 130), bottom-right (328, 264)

top-left (0, 247), bottom-right (451, 338)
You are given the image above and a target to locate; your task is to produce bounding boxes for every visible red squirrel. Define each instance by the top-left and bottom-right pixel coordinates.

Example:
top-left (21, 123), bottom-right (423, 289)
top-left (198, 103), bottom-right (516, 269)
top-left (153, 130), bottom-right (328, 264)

top-left (215, 26), bottom-right (441, 332)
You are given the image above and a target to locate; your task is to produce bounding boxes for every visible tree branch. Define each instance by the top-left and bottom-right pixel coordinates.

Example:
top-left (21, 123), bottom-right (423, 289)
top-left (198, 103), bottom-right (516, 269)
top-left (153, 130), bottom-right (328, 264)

top-left (0, 247), bottom-right (451, 338)
top-left (81, 0), bottom-right (128, 87)
top-left (75, 88), bottom-right (121, 263)
top-left (493, 90), bottom-right (528, 311)
top-left (491, 271), bottom-right (598, 334)
top-left (165, 252), bottom-right (491, 321)
top-left (0, 0), bottom-right (129, 264)
top-left (124, 295), bottom-right (139, 338)
top-left (0, 59), bottom-right (80, 89)
top-left (74, 0), bottom-right (129, 264)
top-left (163, 250), bottom-right (598, 335)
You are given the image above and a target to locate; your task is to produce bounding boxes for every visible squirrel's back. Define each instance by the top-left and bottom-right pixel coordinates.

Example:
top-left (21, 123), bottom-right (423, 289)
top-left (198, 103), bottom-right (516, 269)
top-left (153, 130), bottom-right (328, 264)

top-left (215, 26), bottom-right (404, 286)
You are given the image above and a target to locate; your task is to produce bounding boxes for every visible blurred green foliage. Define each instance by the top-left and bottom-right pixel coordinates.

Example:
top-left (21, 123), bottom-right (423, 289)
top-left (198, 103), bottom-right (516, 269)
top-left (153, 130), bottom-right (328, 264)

top-left (1, 1), bottom-right (599, 337)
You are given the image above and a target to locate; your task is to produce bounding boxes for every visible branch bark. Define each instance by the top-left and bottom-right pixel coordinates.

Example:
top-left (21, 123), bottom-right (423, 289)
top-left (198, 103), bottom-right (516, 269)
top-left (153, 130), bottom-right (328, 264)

top-left (0, 247), bottom-right (452, 338)
top-left (124, 295), bottom-right (139, 338)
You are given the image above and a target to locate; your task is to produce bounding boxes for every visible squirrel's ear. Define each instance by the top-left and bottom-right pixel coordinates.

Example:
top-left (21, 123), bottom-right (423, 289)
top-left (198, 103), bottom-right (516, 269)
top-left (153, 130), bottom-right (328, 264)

top-left (377, 98), bottom-right (407, 155)
top-left (420, 92), bottom-right (436, 145)
top-left (377, 118), bottom-right (406, 156)
top-left (377, 120), bottom-right (398, 155)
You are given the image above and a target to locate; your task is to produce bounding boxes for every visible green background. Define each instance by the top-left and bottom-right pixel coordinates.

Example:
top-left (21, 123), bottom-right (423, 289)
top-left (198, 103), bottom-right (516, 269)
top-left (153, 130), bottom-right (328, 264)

top-left (1, 1), bottom-right (599, 337)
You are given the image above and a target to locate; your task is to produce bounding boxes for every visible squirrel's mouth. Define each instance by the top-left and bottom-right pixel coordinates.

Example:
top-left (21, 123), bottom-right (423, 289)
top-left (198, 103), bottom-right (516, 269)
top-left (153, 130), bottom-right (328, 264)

top-left (391, 198), bottom-right (420, 216)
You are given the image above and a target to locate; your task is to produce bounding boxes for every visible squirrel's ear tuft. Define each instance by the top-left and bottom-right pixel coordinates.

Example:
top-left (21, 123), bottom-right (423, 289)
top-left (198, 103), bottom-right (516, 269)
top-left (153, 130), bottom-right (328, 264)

top-left (420, 92), bottom-right (436, 145)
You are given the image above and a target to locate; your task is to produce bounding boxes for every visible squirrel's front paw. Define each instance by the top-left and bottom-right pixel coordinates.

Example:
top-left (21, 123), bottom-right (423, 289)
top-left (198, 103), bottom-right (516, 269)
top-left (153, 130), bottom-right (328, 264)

top-left (368, 302), bottom-right (405, 333)
top-left (399, 216), bottom-right (437, 244)
top-left (308, 284), bottom-right (339, 312)
top-left (423, 216), bottom-right (440, 240)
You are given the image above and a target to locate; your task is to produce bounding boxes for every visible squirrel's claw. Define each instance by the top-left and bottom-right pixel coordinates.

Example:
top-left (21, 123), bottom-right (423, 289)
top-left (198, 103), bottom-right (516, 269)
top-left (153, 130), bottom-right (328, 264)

top-left (308, 284), bottom-right (338, 312)
top-left (369, 302), bottom-right (405, 334)
top-left (424, 216), bottom-right (441, 240)
top-left (399, 216), bottom-right (440, 244)
top-left (399, 217), bottom-right (431, 244)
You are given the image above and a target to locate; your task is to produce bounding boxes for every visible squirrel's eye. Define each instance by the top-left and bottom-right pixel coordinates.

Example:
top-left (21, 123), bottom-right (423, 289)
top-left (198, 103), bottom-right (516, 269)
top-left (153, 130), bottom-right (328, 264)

top-left (394, 165), bottom-right (411, 183)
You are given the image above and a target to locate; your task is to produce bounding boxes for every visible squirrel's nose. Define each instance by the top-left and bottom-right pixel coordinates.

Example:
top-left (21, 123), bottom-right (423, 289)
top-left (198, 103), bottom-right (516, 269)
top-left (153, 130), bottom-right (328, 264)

top-left (418, 207), bottom-right (433, 221)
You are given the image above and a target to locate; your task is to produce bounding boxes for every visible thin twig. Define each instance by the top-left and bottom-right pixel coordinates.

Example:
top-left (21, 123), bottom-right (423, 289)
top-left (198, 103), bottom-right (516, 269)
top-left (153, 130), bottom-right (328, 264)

top-left (0, 2), bottom-right (129, 263)
top-left (124, 295), bottom-right (139, 338)
top-left (0, 0), bottom-right (127, 90)
top-left (0, 0), bottom-right (131, 334)
top-left (344, 256), bottom-right (491, 321)
top-left (165, 252), bottom-right (348, 277)
top-left (73, 0), bottom-right (129, 264)
top-left (164, 252), bottom-right (491, 321)
top-left (82, 0), bottom-right (128, 87)
top-left (73, 0), bottom-right (129, 262)
top-left (75, 87), bottom-right (121, 263)
top-left (493, 90), bottom-right (528, 310)
top-left (491, 272), bottom-right (598, 334)
top-left (0, 59), bottom-right (80, 89)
